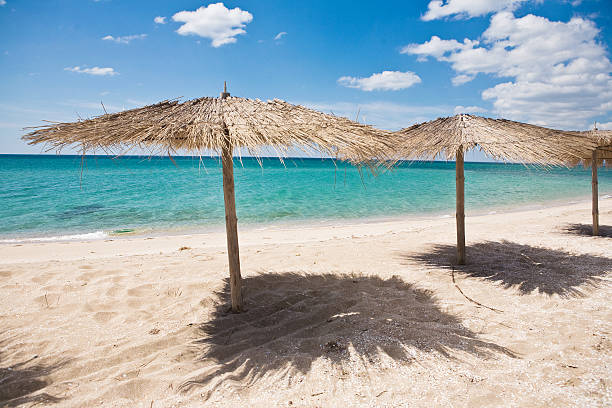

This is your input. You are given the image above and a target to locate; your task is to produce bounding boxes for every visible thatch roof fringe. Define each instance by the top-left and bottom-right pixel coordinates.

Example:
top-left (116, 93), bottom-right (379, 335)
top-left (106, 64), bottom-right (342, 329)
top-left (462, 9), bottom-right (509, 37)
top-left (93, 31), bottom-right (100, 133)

top-left (393, 114), bottom-right (598, 166)
top-left (23, 97), bottom-right (397, 164)
top-left (566, 129), bottom-right (612, 168)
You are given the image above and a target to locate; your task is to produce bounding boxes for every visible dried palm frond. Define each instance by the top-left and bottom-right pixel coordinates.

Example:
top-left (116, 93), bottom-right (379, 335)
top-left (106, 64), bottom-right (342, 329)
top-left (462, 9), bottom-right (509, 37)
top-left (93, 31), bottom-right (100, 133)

top-left (23, 97), bottom-right (396, 164)
top-left (566, 129), bottom-right (612, 168)
top-left (393, 114), bottom-right (597, 166)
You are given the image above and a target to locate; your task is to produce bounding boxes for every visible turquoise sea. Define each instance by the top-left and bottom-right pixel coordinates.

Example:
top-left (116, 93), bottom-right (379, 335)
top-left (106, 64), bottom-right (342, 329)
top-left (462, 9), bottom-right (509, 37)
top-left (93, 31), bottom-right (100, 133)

top-left (0, 154), bottom-right (610, 242)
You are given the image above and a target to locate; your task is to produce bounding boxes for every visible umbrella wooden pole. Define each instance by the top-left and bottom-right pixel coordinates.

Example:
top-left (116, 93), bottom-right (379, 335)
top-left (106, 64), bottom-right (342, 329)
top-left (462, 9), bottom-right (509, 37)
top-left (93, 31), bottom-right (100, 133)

top-left (221, 142), bottom-right (243, 312)
top-left (456, 147), bottom-right (466, 265)
top-left (220, 83), bottom-right (243, 312)
top-left (592, 149), bottom-right (599, 236)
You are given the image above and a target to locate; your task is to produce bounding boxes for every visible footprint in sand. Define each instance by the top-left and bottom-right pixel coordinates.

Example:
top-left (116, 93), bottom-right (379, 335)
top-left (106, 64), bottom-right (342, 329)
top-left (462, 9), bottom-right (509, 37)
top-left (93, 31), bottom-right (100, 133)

top-left (127, 284), bottom-right (155, 297)
top-left (31, 272), bottom-right (55, 284)
top-left (112, 275), bottom-right (127, 283)
top-left (123, 309), bottom-right (153, 323)
top-left (105, 285), bottom-right (125, 297)
top-left (127, 299), bottom-right (144, 309)
top-left (94, 311), bottom-right (117, 324)
top-left (83, 301), bottom-right (116, 313)
top-left (77, 271), bottom-right (98, 282)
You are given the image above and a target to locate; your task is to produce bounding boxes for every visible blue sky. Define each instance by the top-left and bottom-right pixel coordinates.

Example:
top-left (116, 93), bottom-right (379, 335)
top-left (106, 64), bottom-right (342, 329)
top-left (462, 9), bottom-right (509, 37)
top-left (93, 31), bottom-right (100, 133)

top-left (1, 0), bottom-right (611, 157)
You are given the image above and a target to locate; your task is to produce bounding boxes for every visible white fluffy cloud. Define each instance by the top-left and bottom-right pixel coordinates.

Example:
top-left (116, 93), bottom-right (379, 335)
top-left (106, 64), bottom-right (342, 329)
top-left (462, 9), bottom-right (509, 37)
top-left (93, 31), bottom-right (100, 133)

top-left (401, 36), bottom-right (478, 61)
top-left (403, 12), bottom-right (612, 128)
top-left (64, 66), bottom-right (118, 76)
top-left (154, 16), bottom-right (166, 24)
top-left (598, 121), bottom-right (612, 129)
top-left (422, 0), bottom-right (529, 20)
top-left (102, 34), bottom-right (147, 44)
top-left (0, 1), bottom-right (6, 6)
top-left (172, 2), bottom-right (253, 47)
top-left (338, 71), bottom-right (422, 91)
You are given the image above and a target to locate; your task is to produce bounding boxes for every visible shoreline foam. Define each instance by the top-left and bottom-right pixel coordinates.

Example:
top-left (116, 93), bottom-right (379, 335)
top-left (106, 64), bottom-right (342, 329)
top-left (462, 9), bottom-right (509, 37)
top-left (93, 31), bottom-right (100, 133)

top-left (1, 191), bottom-right (609, 244)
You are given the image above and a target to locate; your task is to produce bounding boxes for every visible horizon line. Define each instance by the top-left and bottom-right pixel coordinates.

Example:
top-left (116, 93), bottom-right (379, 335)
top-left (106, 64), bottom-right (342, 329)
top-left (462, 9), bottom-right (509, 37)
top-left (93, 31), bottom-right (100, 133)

top-left (0, 153), bottom-right (508, 164)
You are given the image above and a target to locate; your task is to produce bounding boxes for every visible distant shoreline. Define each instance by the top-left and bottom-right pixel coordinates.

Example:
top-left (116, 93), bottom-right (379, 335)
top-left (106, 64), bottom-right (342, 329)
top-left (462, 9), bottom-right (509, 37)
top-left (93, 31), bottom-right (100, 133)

top-left (1, 194), bottom-right (609, 245)
top-left (1, 155), bottom-right (609, 243)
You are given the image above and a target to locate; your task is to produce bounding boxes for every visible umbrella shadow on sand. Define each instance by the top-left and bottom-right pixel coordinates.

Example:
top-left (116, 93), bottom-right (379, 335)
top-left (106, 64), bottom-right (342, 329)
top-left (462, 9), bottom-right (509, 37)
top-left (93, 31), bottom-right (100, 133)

top-left (181, 272), bottom-right (515, 398)
top-left (404, 240), bottom-right (611, 298)
top-left (0, 337), bottom-right (68, 407)
top-left (561, 223), bottom-right (612, 238)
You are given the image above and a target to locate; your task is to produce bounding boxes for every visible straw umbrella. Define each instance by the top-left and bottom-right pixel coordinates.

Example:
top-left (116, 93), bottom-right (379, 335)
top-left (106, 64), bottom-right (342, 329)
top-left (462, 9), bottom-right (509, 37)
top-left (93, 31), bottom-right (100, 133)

top-left (23, 84), bottom-right (395, 312)
top-left (393, 114), bottom-right (595, 264)
top-left (567, 128), bottom-right (612, 235)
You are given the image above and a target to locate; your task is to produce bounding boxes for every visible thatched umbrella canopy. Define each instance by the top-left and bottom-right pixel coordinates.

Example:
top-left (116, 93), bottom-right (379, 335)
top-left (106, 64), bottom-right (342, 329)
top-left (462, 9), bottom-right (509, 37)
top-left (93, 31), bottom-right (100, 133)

top-left (23, 84), bottom-right (395, 312)
top-left (393, 114), bottom-right (596, 264)
top-left (567, 129), bottom-right (612, 167)
top-left (566, 128), bottom-right (612, 235)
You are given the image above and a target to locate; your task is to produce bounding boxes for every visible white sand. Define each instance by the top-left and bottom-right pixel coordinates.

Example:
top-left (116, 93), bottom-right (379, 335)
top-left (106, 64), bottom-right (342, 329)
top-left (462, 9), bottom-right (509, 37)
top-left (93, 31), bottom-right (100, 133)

top-left (0, 199), bottom-right (610, 407)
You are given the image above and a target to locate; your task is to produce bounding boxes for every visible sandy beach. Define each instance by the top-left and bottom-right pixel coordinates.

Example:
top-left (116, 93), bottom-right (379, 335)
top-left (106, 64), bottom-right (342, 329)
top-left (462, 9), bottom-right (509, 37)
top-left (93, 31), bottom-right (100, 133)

top-left (0, 198), bottom-right (610, 407)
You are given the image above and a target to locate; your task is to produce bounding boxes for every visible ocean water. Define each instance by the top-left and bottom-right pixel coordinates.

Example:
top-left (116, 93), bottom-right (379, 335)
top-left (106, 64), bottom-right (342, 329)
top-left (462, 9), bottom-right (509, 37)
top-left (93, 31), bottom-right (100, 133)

top-left (0, 154), bottom-right (610, 241)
